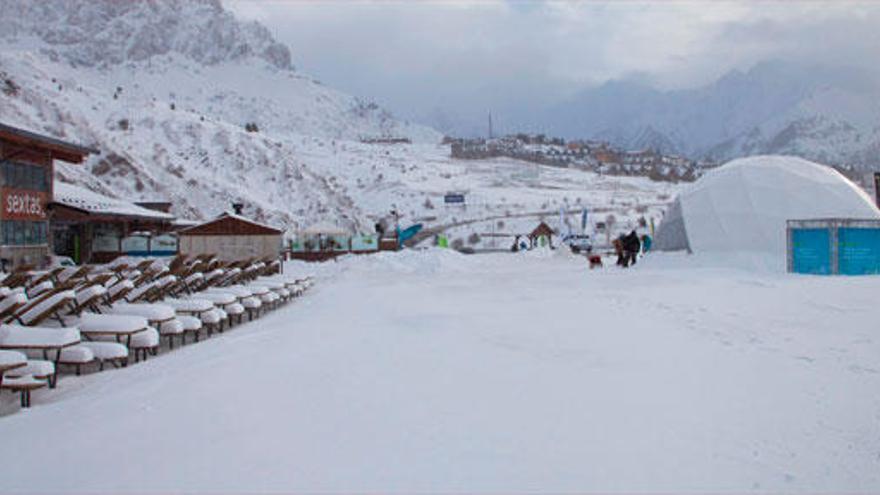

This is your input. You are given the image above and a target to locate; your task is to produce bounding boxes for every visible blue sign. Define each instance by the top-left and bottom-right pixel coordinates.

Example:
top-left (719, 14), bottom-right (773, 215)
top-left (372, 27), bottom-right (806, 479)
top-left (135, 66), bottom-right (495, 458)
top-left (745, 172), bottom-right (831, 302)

top-left (838, 228), bottom-right (880, 275)
top-left (444, 194), bottom-right (465, 204)
top-left (791, 228), bottom-right (830, 275)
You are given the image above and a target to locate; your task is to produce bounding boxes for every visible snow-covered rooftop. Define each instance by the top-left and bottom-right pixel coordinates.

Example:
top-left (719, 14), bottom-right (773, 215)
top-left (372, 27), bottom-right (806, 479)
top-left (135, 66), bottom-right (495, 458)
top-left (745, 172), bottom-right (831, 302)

top-left (222, 212), bottom-right (282, 232)
top-left (53, 182), bottom-right (175, 221)
top-left (178, 212), bottom-right (282, 235)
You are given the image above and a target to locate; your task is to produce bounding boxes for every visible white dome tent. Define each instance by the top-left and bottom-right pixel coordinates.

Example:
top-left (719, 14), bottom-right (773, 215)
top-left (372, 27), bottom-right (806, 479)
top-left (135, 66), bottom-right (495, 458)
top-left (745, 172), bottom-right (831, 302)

top-left (654, 155), bottom-right (880, 267)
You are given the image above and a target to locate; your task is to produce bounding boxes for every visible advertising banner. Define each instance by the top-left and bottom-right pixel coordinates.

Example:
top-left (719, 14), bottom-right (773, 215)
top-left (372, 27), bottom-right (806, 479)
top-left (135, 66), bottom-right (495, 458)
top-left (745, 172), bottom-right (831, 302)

top-left (151, 234), bottom-right (178, 256)
top-left (92, 232), bottom-right (121, 253)
top-left (2, 188), bottom-right (48, 221)
top-left (121, 235), bottom-right (150, 256)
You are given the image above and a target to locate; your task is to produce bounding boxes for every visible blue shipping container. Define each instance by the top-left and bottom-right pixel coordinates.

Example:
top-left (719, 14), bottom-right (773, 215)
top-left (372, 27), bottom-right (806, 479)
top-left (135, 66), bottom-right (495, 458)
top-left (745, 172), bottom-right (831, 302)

top-left (788, 219), bottom-right (880, 275)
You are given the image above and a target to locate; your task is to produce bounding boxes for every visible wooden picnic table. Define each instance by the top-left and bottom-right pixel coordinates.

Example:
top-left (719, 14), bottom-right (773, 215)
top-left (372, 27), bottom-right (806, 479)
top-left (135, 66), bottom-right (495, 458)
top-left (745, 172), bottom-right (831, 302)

top-left (0, 327), bottom-right (81, 388)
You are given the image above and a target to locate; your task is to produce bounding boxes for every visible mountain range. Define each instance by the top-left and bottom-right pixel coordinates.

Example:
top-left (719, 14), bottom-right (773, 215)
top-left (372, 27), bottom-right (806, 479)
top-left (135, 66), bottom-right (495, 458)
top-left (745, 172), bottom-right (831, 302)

top-left (448, 60), bottom-right (880, 170)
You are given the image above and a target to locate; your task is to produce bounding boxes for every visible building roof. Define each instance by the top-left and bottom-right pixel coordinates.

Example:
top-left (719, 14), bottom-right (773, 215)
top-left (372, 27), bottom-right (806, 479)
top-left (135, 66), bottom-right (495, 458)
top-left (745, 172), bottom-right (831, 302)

top-left (178, 212), bottom-right (282, 236)
top-left (300, 221), bottom-right (351, 236)
top-left (172, 218), bottom-right (200, 228)
top-left (530, 222), bottom-right (555, 238)
top-left (0, 123), bottom-right (99, 164)
top-left (52, 182), bottom-right (175, 221)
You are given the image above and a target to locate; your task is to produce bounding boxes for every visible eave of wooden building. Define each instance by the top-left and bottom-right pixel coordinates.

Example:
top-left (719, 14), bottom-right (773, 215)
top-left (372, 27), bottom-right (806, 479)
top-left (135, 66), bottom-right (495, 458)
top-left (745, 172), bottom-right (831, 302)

top-left (0, 123), bottom-right (99, 164)
top-left (179, 213), bottom-right (282, 236)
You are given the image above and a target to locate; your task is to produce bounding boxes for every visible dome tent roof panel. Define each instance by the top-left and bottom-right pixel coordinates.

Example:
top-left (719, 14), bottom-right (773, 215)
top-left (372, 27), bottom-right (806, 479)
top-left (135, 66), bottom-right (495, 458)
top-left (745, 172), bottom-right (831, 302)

top-left (655, 155), bottom-right (880, 260)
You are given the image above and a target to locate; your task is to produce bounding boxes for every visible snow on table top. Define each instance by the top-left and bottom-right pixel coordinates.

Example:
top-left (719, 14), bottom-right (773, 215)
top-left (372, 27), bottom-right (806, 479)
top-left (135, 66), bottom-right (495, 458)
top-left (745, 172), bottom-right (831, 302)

top-left (0, 324), bottom-right (80, 349)
top-left (186, 292), bottom-right (235, 305)
top-left (162, 298), bottom-right (214, 312)
top-left (250, 280), bottom-right (285, 290)
top-left (0, 251), bottom-right (878, 492)
top-left (235, 284), bottom-right (268, 295)
top-left (74, 313), bottom-right (149, 334)
top-left (205, 286), bottom-right (252, 297)
top-left (108, 303), bottom-right (175, 321)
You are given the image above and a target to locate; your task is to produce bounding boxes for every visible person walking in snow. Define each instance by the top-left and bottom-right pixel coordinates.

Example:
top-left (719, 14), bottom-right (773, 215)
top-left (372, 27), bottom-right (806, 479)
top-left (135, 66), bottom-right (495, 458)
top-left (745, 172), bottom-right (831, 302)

top-left (624, 230), bottom-right (641, 266)
top-left (641, 234), bottom-right (653, 253)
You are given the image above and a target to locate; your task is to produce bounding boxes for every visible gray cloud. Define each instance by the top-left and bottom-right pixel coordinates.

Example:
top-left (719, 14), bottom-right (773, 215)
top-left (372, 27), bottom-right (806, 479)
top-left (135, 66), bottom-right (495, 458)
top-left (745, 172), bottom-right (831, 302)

top-left (224, 1), bottom-right (880, 132)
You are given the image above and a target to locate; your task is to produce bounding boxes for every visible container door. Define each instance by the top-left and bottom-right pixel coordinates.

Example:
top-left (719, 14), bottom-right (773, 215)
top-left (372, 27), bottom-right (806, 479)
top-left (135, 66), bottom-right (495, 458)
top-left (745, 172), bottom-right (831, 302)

top-left (791, 228), bottom-right (830, 275)
top-left (838, 228), bottom-right (880, 275)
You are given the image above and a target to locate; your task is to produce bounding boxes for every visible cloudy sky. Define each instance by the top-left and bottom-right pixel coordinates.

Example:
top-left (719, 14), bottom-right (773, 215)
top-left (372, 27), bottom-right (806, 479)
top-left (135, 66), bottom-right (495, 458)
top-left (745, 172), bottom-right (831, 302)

top-left (225, 1), bottom-right (880, 131)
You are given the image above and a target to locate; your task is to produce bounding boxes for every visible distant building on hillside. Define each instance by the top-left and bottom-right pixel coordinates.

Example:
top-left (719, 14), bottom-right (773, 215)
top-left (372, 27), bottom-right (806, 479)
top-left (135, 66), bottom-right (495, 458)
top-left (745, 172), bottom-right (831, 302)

top-left (447, 132), bottom-right (704, 182)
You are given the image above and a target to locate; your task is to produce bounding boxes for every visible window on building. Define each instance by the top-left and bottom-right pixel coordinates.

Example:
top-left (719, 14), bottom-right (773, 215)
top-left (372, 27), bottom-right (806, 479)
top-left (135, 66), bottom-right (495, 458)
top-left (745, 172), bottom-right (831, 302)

top-left (1, 160), bottom-right (50, 192)
top-left (1, 221), bottom-right (48, 246)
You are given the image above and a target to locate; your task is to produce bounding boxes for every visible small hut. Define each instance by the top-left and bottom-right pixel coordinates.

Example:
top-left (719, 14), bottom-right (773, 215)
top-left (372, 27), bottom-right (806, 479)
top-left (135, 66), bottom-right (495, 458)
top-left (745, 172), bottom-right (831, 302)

top-left (297, 221), bottom-right (351, 252)
top-left (529, 222), bottom-right (555, 248)
top-left (178, 212), bottom-right (282, 262)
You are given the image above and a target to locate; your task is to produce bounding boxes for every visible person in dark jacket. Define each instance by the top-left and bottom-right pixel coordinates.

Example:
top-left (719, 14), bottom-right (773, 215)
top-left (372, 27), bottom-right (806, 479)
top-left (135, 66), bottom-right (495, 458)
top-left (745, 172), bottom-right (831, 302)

top-left (624, 230), bottom-right (641, 266)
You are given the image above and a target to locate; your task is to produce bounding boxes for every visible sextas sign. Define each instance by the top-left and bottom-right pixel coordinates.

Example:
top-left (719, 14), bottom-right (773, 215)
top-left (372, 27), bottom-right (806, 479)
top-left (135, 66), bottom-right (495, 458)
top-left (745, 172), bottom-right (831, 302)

top-left (2, 188), bottom-right (48, 221)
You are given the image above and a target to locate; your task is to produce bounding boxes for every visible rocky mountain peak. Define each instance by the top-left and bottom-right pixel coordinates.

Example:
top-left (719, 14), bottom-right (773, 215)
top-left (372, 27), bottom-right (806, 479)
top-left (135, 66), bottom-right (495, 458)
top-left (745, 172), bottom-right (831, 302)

top-left (0, 0), bottom-right (292, 70)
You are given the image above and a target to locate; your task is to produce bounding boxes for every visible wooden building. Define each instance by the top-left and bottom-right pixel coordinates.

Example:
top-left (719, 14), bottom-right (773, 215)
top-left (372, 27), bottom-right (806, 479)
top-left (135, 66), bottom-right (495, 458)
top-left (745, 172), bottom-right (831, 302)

top-left (50, 182), bottom-right (175, 264)
top-left (178, 213), bottom-right (283, 262)
top-left (529, 222), bottom-right (555, 248)
top-left (0, 123), bottom-right (97, 269)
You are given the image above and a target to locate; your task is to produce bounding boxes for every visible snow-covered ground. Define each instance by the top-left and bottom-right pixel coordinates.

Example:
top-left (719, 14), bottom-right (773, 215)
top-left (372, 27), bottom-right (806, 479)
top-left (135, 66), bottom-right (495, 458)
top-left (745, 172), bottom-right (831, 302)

top-left (1, 249), bottom-right (879, 492)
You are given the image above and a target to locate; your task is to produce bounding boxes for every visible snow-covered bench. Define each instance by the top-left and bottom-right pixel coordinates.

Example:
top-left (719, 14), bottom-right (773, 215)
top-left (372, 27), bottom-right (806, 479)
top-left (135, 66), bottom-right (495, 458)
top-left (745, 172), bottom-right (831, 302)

top-left (107, 303), bottom-right (186, 348)
top-left (0, 324), bottom-right (80, 388)
top-left (186, 291), bottom-right (245, 327)
top-left (204, 286), bottom-right (261, 320)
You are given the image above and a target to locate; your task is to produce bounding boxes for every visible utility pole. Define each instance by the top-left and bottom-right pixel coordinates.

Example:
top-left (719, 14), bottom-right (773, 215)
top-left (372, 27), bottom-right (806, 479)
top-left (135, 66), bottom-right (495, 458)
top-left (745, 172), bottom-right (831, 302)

top-left (487, 112), bottom-right (492, 139)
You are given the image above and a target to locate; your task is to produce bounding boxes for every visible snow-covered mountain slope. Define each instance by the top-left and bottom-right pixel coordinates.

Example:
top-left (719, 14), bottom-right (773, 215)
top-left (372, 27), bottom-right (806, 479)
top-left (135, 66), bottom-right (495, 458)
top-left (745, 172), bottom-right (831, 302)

top-left (541, 61), bottom-right (880, 168)
top-left (706, 85), bottom-right (880, 166)
top-left (0, 0), bottom-right (440, 143)
top-left (0, 0), bottom-right (675, 237)
top-left (0, 48), bottom-right (674, 235)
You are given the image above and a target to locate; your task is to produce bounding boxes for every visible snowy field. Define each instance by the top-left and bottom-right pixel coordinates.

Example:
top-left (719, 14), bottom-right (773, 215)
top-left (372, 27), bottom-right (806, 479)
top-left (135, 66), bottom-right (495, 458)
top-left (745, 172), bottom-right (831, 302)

top-left (1, 249), bottom-right (879, 492)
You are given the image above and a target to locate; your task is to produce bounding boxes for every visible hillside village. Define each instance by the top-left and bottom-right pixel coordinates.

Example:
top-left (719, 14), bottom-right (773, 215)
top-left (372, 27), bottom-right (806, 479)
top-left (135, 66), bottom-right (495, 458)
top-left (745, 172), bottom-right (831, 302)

top-left (449, 133), bottom-right (719, 182)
